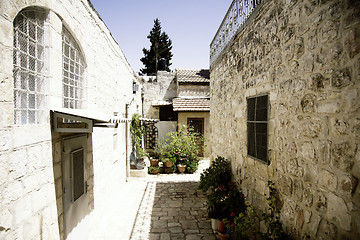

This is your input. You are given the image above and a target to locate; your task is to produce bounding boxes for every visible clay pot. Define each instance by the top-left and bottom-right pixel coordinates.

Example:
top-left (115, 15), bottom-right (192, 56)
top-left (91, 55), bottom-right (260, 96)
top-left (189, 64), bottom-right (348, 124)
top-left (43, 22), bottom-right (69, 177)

top-left (150, 159), bottom-right (159, 167)
top-left (218, 232), bottom-right (231, 240)
top-left (177, 164), bottom-right (186, 173)
top-left (218, 220), bottom-right (226, 234)
top-left (164, 160), bottom-right (174, 168)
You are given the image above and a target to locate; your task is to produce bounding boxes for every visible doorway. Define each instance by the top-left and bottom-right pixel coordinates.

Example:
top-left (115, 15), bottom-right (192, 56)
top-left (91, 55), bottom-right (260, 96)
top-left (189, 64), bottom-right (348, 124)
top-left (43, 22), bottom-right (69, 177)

top-left (62, 135), bottom-right (89, 238)
top-left (187, 118), bottom-right (204, 157)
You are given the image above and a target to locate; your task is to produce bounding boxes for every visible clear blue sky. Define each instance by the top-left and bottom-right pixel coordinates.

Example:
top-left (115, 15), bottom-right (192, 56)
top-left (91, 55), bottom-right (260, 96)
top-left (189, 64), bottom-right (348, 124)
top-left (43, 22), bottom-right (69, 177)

top-left (90, 0), bottom-right (232, 73)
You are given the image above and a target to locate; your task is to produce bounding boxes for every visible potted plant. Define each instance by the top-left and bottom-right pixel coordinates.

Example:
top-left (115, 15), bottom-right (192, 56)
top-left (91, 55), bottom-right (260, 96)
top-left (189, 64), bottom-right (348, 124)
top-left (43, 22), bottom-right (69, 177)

top-left (162, 156), bottom-right (175, 168)
top-left (130, 113), bottom-right (147, 169)
top-left (148, 166), bottom-right (161, 175)
top-left (198, 156), bottom-right (233, 233)
top-left (149, 157), bottom-right (159, 167)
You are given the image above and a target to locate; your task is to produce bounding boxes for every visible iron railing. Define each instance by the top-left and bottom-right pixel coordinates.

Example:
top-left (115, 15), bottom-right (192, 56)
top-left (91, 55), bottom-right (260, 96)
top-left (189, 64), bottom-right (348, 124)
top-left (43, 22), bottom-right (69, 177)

top-left (210, 0), bottom-right (263, 67)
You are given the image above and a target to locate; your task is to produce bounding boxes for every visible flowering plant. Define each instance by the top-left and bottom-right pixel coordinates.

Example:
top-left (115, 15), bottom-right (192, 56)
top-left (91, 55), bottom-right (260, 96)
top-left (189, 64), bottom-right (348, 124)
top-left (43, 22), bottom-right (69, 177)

top-left (206, 182), bottom-right (246, 220)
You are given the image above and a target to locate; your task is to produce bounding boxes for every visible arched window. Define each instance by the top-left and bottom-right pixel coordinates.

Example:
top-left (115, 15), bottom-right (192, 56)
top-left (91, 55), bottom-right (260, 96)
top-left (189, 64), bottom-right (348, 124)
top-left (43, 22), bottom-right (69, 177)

top-left (13, 8), bottom-right (48, 125)
top-left (62, 27), bottom-right (85, 109)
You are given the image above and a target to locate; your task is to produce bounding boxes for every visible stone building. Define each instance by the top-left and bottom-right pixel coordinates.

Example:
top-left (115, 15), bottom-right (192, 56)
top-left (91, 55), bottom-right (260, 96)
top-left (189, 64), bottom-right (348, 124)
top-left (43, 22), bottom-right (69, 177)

top-left (142, 69), bottom-right (210, 157)
top-left (210, 0), bottom-right (359, 239)
top-left (0, 0), bottom-right (141, 239)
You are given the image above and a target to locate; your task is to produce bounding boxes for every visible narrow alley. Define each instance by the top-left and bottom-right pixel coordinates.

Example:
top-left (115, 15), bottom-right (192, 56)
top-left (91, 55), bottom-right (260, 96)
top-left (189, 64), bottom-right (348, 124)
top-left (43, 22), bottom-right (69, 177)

top-left (67, 160), bottom-right (216, 240)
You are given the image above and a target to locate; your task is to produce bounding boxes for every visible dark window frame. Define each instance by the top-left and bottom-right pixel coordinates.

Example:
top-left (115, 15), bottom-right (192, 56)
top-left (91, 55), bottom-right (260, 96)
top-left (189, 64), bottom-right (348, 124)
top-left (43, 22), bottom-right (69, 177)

top-left (247, 94), bottom-right (269, 164)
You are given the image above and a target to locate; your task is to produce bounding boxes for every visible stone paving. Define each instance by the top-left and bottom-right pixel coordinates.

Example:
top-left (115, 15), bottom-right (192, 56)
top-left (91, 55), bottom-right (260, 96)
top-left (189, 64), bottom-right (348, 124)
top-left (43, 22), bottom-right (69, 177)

top-left (130, 181), bottom-right (216, 240)
top-left (67, 159), bottom-right (215, 240)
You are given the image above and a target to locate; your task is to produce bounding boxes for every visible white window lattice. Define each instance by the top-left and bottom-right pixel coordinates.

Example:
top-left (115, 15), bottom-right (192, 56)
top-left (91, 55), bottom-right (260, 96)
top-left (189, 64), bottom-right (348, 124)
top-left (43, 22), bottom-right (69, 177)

top-left (62, 28), bottom-right (85, 109)
top-left (13, 9), bottom-right (48, 125)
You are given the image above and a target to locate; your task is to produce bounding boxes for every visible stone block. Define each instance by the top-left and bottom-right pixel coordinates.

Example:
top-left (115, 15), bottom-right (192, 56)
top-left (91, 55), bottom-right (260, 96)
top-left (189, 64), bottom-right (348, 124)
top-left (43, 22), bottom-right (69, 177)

top-left (14, 194), bottom-right (32, 225)
top-left (299, 141), bottom-right (315, 160)
top-left (23, 173), bottom-right (40, 194)
top-left (3, 180), bottom-right (23, 204)
top-left (0, 208), bottom-right (12, 231)
top-left (0, 153), bottom-right (9, 186)
top-left (293, 179), bottom-right (304, 202)
top-left (287, 158), bottom-right (304, 177)
top-left (0, 73), bottom-right (12, 102)
top-left (9, 148), bottom-right (27, 179)
top-left (331, 68), bottom-right (351, 89)
top-left (339, 174), bottom-right (358, 195)
top-left (320, 20), bottom-right (340, 43)
top-left (331, 118), bottom-right (348, 135)
top-left (31, 185), bottom-right (51, 214)
top-left (319, 170), bottom-right (337, 191)
top-left (0, 130), bottom-right (11, 152)
top-left (301, 119), bottom-right (322, 138)
top-left (314, 190), bottom-right (327, 213)
top-left (278, 175), bottom-right (293, 196)
top-left (316, 140), bottom-right (332, 164)
top-left (317, 102), bottom-right (340, 114)
top-left (22, 214), bottom-right (41, 240)
top-left (317, 219), bottom-right (337, 239)
top-left (301, 94), bottom-right (316, 113)
top-left (331, 142), bottom-right (354, 172)
top-left (344, 27), bottom-right (360, 59)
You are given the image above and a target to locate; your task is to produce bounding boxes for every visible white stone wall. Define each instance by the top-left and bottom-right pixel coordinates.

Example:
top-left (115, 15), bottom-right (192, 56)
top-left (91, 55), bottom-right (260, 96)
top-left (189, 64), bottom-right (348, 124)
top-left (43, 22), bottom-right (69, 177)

top-left (210, 0), bottom-right (359, 239)
top-left (0, 0), bottom-right (140, 239)
top-left (142, 71), bottom-right (177, 119)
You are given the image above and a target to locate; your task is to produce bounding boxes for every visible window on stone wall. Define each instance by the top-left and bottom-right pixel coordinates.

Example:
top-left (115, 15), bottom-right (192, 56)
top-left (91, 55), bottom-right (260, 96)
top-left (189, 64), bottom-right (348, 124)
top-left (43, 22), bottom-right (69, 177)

top-left (247, 94), bottom-right (268, 164)
top-left (62, 27), bottom-right (85, 109)
top-left (13, 8), bottom-right (48, 125)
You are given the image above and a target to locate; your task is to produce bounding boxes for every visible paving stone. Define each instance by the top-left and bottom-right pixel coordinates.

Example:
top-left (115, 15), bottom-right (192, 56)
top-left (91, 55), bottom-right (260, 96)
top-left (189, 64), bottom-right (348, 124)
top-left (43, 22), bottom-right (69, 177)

top-left (129, 160), bottom-right (216, 239)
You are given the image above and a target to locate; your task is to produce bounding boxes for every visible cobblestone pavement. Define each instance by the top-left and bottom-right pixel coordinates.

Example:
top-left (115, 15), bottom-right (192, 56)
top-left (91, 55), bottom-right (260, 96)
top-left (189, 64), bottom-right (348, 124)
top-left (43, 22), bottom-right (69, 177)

top-left (130, 181), bottom-right (216, 240)
top-left (67, 160), bottom-right (214, 240)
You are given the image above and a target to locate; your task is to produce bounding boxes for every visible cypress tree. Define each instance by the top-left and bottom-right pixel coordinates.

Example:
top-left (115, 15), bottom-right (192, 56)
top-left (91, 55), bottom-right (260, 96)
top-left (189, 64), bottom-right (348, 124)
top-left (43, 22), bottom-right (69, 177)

top-left (140, 18), bottom-right (173, 75)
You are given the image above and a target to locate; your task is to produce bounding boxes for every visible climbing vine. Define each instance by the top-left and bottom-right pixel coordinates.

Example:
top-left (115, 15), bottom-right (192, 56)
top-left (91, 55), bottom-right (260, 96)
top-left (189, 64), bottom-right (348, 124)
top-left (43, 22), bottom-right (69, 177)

top-left (130, 113), bottom-right (146, 158)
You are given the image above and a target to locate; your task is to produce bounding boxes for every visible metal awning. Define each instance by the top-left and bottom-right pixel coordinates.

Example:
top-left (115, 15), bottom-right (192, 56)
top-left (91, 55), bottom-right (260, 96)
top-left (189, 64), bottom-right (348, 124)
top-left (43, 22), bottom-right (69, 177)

top-left (51, 108), bottom-right (159, 133)
top-left (51, 108), bottom-right (130, 133)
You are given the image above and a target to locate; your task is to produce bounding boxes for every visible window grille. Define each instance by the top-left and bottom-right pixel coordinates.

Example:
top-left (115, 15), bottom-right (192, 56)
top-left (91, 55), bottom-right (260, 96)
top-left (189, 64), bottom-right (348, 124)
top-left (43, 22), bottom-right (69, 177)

top-left (247, 94), bottom-right (268, 163)
top-left (62, 28), bottom-right (85, 109)
top-left (71, 148), bottom-right (85, 202)
top-left (13, 9), bottom-right (48, 125)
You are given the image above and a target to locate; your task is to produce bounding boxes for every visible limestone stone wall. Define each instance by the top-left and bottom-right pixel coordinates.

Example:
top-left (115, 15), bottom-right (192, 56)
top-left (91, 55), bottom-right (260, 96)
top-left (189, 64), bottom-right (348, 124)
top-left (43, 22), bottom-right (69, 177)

top-left (0, 0), bottom-right (140, 239)
top-left (210, 0), bottom-right (360, 239)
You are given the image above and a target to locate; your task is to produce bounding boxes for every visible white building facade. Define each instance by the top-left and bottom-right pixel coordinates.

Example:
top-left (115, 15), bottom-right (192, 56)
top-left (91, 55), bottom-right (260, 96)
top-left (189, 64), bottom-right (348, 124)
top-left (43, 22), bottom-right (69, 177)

top-left (0, 0), bottom-right (142, 239)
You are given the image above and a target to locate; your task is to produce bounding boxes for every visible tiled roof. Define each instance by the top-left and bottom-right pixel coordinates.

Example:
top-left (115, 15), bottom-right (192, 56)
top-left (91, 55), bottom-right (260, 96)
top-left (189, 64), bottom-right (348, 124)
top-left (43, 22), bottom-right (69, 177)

top-left (176, 69), bottom-right (210, 83)
top-left (172, 98), bottom-right (210, 112)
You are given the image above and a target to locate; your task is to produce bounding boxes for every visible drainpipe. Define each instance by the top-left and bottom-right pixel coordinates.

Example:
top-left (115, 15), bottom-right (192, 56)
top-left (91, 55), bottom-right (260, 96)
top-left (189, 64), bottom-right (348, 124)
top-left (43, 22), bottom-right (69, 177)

top-left (125, 103), bottom-right (130, 180)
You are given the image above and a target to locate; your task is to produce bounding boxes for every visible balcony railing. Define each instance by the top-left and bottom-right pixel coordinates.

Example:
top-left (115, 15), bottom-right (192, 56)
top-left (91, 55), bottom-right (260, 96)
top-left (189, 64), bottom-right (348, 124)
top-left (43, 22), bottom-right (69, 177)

top-left (210, 0), bottom-right (263, 67)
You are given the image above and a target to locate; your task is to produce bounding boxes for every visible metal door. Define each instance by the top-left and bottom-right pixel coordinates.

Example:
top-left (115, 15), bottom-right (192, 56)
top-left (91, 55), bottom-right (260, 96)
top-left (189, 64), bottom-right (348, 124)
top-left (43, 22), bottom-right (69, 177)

top-left (62, 135), bottom-right (89, 238)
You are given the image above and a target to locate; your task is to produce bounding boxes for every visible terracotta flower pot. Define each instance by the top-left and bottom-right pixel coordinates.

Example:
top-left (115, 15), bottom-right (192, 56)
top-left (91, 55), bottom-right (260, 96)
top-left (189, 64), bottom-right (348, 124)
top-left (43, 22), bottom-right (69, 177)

top-left (218, 220), bottom-right (226, 234)
top-left (177, 164), bottom-right (186, 173)
top-left (218, 232), bottom-right (231, 240)
top-left (165, 160), bottom-right (174, 168)
top-left (150, 159), bottom-right (159, 167)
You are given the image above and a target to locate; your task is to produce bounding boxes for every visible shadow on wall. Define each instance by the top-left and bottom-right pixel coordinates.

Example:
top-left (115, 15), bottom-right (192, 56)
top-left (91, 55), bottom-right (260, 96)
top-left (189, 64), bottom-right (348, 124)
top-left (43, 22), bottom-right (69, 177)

top-left (51, 129), bottom-right (94, 240)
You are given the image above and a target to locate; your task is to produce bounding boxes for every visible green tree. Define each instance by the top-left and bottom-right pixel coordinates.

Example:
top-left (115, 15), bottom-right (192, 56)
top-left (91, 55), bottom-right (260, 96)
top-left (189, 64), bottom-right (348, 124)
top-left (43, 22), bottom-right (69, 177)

top-left (140, 18), bottom-right (173, 75)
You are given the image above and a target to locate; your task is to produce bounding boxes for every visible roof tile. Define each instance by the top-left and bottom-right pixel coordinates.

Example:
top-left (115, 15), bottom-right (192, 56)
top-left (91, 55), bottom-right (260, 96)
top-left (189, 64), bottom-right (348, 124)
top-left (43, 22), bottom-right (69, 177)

top-left (176, 69), bottom-right (210, 83)
top-left (172, 98), bottom-right (210, 111)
